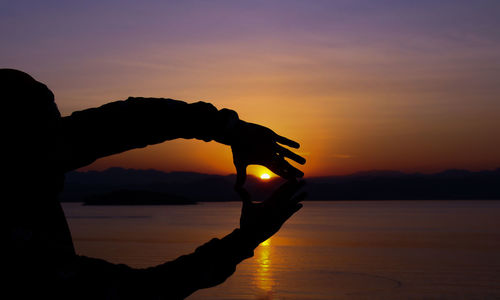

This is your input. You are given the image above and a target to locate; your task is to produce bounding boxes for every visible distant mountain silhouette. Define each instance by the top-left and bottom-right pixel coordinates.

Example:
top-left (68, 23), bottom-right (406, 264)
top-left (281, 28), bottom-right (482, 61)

top-left (62, 167), bottom-right (281, 203)
top-left (60, 167), bottom-right (500, 203)
top-left (306, 168), bottom-right (500, 200)
top-left (346, 170), bottom-right (407, 178)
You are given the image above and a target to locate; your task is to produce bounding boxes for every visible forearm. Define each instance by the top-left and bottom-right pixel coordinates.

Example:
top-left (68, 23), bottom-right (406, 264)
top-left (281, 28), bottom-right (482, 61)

top-left (136, 228), bottom-right (256, 299)
top-left (58, 97), bottom-right (239, 171)
top-left (65, 229), bottom-right (256, 299)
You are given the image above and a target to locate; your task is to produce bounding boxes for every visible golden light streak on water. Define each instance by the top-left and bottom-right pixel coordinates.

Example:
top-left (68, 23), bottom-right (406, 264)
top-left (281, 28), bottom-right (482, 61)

top-left (254, 237), bottom-right (275, 297)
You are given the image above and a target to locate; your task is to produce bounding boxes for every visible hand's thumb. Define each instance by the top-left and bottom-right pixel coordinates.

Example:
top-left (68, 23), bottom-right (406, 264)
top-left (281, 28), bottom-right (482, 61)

top-left (235, 162), bottom-right (247, 188)
top-left (236, 186), bottom-right (251, 204)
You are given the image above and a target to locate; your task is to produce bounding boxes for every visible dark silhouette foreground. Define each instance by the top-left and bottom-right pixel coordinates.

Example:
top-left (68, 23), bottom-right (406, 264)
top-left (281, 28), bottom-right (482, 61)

top-left (4, 69), bottom-right (305, 299)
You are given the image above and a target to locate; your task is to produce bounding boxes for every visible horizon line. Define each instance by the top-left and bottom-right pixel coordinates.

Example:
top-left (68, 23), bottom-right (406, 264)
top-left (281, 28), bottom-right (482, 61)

top-left (75, 166), bottom-right (500, 178)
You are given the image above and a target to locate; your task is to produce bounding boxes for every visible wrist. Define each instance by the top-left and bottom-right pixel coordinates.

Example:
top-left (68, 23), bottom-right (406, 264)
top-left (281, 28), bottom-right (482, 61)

top-left (237, 227), bottom-right (263, 249)
top-left (214, 109), bottom-right (240, 145)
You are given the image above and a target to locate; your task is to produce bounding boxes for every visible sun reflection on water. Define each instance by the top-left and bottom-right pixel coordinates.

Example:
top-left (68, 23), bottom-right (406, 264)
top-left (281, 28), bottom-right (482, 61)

top-left (254, 237), bottom-right (275, 298)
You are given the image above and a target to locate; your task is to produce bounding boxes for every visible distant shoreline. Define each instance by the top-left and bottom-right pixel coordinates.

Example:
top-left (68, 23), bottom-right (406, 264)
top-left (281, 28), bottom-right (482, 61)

top-left (60, 167), bottom-right (500, 202)
top-left (76, 199), bottom-right (500, 206)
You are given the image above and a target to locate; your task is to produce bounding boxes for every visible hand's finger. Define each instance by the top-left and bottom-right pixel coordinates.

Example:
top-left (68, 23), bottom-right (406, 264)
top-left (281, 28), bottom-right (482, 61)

top-left (276, 145), bottom-right (306, 165)
top-left (289, 191), bottom-right (307, 206)
top-left (269, 180), bottom-right (298, 201)
top-left (278, 184), bottom-right (307, 207)
top-left (283, 202), bottom-right (304, 222)
top-left (274, 133), bottom-right (300, 149)
top-left (285, 192), bottom-right (306, 214)
top-left (234, 162), bottom-right (247, 188)
top-left (236, 186), bottom-right (252, 204)
top-left (270, 180), bottom-right (305, 202)
top-left (269, 158), bottom-right (304, 179)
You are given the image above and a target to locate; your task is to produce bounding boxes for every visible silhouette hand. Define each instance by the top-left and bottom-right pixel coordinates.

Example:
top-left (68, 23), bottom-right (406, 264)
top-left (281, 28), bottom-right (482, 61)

top-left (231, 121), bottom-right (306, 188)
top-left (239, 180), bottom-right (306, 246)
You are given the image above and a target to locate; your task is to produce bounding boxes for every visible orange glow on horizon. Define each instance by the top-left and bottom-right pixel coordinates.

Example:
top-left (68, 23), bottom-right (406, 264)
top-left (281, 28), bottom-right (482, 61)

top-left (68, 38), bottom-right (500, 177)
top-left (70, 55), bottom-right (500, 177)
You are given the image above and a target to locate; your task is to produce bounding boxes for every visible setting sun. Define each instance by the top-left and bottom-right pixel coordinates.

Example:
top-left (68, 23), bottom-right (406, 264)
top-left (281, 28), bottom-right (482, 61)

top-left (248, 166), bottom-right (275, 180)
top-left (260, 173), bottom-right (271, 180)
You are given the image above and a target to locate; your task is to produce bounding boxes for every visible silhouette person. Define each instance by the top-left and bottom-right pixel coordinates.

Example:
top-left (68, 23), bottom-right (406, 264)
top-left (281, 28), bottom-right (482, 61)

top-left (3, 69), bottom-right (306, 299)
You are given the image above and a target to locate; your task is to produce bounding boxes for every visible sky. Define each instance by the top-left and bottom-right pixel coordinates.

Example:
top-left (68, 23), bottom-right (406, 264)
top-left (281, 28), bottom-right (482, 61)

top-left (1, 0), bottom-right (500, 177)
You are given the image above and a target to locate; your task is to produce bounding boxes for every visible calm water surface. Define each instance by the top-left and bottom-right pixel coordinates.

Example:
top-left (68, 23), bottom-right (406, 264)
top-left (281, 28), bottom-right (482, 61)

top-left (62, 201), bottom-right (500, 299)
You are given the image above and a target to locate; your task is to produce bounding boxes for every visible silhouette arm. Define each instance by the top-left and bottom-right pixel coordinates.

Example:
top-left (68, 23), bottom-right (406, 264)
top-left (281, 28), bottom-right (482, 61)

top-left (58, 97), bottom-right (305, 183)
top-left (138, 229), bottom-right (256, 299)
top-left (58, 97), bottom-right (239, 171)
top-left (68, 229), bottom-right (256, 299)
top-left (60, 181), bottom-right (305, 299)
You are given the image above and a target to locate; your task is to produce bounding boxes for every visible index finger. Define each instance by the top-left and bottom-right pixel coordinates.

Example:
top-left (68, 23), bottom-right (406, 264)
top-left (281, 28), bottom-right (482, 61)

top-left (276, 145), bottom-right (306, 165)
top-left (275, 133), bottom-right (300, 149)
top-left (269, 158), bottom-right (305, 179)
top-left (270, 179), bottom-right (306, 201)
top-left (234, 162), bottom-right (247, 189)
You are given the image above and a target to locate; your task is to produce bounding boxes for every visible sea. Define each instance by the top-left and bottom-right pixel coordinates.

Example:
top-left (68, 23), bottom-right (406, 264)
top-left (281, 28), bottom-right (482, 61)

top-left (62, 201), bottom-right (500, 299)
